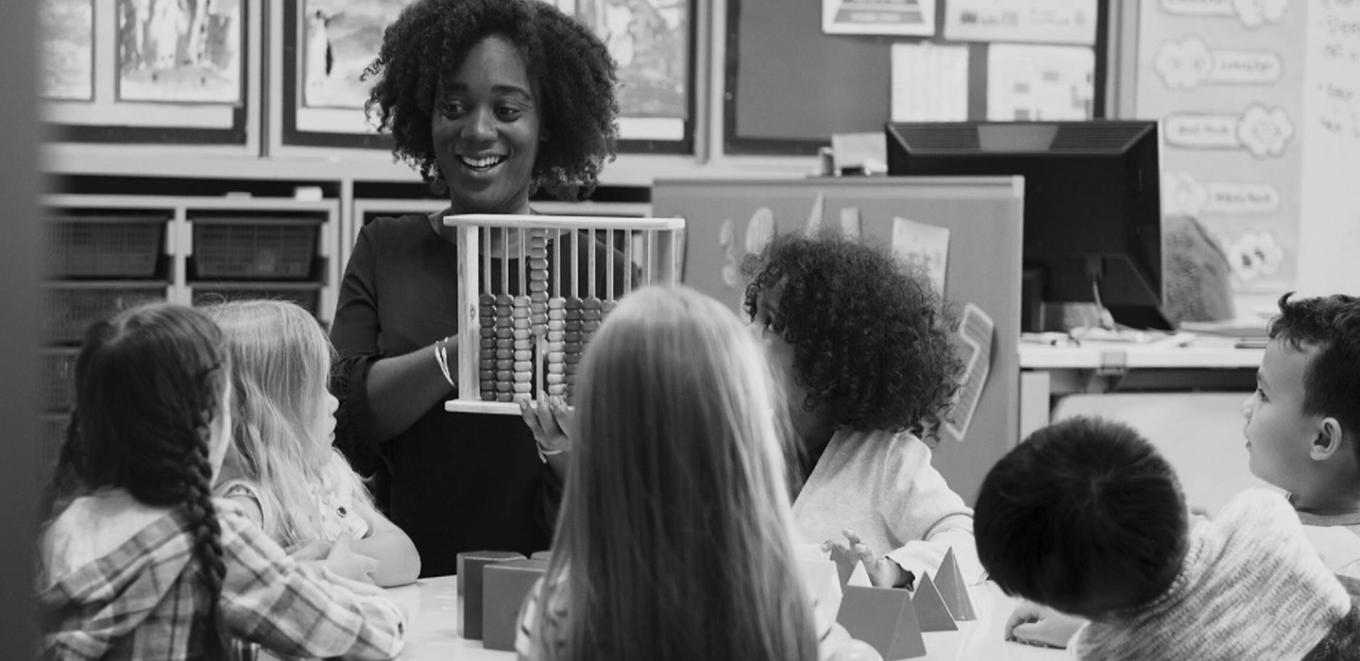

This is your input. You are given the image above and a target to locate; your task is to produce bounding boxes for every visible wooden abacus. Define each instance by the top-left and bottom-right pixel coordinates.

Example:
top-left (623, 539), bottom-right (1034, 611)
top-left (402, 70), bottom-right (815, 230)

top-left (444, 214), bottom-right (685, 415)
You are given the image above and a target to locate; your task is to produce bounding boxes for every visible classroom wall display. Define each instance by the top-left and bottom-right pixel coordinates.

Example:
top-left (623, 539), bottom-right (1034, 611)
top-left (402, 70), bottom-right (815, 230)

top-left (725, 0), bottom-right (1108, 154)
top-left (652, 176), bottom-right (1024, 503)
top-left (272, 0), bottom-right (695, 153)
top-left (40, 0), bottom-right (94, 102)
top-left (1131, 0), bottom-right (1316, 303)
top-left (42, 0), bottom-right (258, 149)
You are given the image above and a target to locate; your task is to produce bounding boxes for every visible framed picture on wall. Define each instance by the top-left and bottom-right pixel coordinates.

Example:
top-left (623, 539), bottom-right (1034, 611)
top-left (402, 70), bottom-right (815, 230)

top-left (40, 0), bottom-right (95, 102)
top-left (43, 0), bottom-right (259, 151)
top-left (271, 0), bottom-right (696, 154)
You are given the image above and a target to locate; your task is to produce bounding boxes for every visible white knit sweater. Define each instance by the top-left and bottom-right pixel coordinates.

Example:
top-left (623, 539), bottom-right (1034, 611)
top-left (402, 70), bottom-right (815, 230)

top-left (791, 428), bottom-right (981, 583)
top-left (1074, 489), bottom-right (1352, 661)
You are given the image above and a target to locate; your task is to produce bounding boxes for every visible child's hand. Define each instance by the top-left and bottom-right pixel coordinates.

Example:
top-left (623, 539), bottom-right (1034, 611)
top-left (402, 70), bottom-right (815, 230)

top-left (823, 529), bottom-right (914, 589)
top-left (288, 539), bottom-right (333, 562)
top-left (325, 534), bottom-right (378, 584)
top-left (1005, 601), bottom-right (1083, 649)
top-left (519, 396), bottom-right (573, 455)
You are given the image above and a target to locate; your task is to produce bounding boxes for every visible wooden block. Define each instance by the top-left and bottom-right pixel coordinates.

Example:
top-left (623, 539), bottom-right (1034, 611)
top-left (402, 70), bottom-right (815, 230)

top-left (512, 295), bottom-right (531, 306)
top-left (548, 298), bottom-right (565, 310)
top-left (512, 318), bottom-right (531, 329)
top-left (530, 550), bottom-right (552, 560)
top-left (580, 309), bottom-right (602, 322)
top-left (480, 293), bottom-right (496, 305)
top-left (934, 548), bottom-right (977, 621)
top-left (835, 585), bottom-right (926, 660)
top-left (496, 359), bottom-right (514, 370)
top-left (456, 550), bottom-right (525, 639)
top-left (512, 382), bottom-right (531, 393)
top-left (482, 559), bottom-right (550, 651)
top-left (912, 574), bottom-right (957, 632)
top-left (513, 360), bottom-right (533, 371)
top-left (528, 280), bottom-right (549, 292)
top-left (548, 309), bottom-right (566, 321)
top-left (528, 258), bottom-right (549, 269)
top-left (512, 307), bottom-right (530, 319)
top-left (495, 294), bottom-right (513, 305)
top-left (513, 329), bottom-right (531, 340)
top-left (513, 349), bottom-right (533, 361)
top-left (582, 297), bottom-right (602, 310)
top-left (829, 544), bottom-right (858, 586)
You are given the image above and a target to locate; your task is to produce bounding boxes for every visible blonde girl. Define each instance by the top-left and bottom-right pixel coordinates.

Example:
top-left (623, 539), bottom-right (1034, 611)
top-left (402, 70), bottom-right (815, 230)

top-left (39, 303), bottom-right (405, 660)
top-left (515, 286), bottom-right (872, 661)
top-left (207, 300), bottom-right (420, 586)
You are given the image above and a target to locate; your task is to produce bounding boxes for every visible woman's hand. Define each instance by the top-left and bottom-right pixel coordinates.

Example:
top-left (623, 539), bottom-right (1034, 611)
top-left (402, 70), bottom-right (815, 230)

top-left (519, 396), bottom-right (573, 455)
top-left (1005, 601), bottom-right (1083, 649)
top-left (823, 529), bottom-right (914, 589)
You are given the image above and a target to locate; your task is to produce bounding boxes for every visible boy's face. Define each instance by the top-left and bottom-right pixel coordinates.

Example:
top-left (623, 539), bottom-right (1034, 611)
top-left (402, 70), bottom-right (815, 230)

top-left (1241, 337), bottom-right (1324, 491)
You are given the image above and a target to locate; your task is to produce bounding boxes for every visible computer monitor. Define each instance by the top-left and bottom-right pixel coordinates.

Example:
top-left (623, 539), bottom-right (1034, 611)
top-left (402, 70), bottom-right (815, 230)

top-left (885, 120), bottom-right (1169, 330)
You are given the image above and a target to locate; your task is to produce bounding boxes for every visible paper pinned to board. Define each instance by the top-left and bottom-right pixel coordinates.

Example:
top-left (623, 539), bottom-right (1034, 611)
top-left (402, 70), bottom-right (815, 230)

top-left (943, 303), bottom-right (995, 443)
top-left (891, 217), bottom-right (950, 296)
top-left (891, 42), bottom-right (970, 122)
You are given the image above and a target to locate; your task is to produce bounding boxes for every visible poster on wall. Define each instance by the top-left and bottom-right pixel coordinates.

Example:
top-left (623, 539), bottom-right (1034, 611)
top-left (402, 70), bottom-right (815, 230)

top-left (281, 0), bottom-right (693, 151)
top-left (40, 0), bottom-right (94, 101)
top-left (943, 0), bottom-right (1097, 45)
top-left (821, 0), bottom-right (936, 36)
top-left (986, 43), bottom-right (1093, 121)
top-left (116, 0), bottom-right (242, 104)
top-left (1135, 0), bottom-right (1303, 300)
top-left (43, 0), bottom-right (255, 146)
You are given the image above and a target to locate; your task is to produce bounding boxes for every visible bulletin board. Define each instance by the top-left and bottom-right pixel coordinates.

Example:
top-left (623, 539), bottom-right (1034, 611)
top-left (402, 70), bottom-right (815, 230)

top-left (725, 0), bottom-right (1111, 155)
top-left (652, 176), bottom-right (1024, 503)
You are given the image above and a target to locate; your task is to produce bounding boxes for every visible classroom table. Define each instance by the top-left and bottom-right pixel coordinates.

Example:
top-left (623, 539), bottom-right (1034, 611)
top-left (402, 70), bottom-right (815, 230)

top-left (383, 575), bottom-right (1068, 660)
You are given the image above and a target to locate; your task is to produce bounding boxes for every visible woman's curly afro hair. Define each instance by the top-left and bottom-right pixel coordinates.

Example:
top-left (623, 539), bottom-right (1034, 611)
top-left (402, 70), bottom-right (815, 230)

top-left (365, 0), bottom-right (619, 199)
top-left (744, 232), bottom-right (963, 435)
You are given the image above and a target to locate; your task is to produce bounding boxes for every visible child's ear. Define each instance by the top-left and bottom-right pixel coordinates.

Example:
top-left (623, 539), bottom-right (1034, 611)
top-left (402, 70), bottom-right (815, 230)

top-left (1309, 417), bottom-right (1345, 461)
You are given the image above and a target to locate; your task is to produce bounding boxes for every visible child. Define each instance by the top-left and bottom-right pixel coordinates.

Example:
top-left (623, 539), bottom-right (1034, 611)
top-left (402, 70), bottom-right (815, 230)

top-left (743, 232), bottom-right (978, 587)
top-left (976, 416), bottom-right (1359, 660)
top-left (514, 286), bottom-right (874, 661)
top-left (38, 303), bottom-right (406, 660)
top-left (206, 300), bottom-right (421, 587)
top-left (1242, 293), bottom-right (1360, 586)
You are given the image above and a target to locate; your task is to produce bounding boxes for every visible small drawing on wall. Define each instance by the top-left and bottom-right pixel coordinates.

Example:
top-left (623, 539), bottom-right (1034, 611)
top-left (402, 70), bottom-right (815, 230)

top-left (40, 0), bottom-right (94, 102)
top-left (301, 0), bottom-right (413, 110)
top-left (116, 0), bottom-right (243, 104)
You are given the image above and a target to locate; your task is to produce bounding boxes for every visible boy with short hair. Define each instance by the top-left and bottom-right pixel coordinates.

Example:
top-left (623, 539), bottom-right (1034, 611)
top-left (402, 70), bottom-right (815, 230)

top-left (1243, 293), bottom-right (1360, 584)
top-left (975, 416), bottom-right (1357, 660)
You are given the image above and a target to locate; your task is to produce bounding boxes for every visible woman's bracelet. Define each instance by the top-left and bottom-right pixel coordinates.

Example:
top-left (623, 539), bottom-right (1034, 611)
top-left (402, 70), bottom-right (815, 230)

top-left (433, 337), bottom-right (456, 389)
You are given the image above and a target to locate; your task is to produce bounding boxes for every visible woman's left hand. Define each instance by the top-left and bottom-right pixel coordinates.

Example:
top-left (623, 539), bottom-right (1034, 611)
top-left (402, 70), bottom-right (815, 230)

top-left (519, 396), bottom-right (573, 455)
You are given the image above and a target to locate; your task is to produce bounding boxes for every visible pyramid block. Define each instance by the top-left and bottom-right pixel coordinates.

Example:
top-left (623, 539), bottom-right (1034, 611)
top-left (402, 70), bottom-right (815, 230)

top-left (456, 550), bottom-right (526, 639)
top-left (933, 548), bottom-right (977, 621)
top-left (830, 544), bottom-right (859, 586)
top-left (836, 585), bottom-right (926, 660)
top-left (911, 573), bottom-right (957, 632)
top-left (482, 559), bottom-right (549, 651)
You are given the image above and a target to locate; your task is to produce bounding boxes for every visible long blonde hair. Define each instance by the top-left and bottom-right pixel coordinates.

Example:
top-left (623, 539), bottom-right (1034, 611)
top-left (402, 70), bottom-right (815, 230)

top-left (539, 285), bottom-right (820, 661)
top-left (206, 300), bottom-right (368, 547)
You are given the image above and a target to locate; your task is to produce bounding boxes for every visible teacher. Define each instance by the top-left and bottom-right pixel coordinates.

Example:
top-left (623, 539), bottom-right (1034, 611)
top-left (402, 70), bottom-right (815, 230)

top-left (329, 0), bottom-right (622, 576)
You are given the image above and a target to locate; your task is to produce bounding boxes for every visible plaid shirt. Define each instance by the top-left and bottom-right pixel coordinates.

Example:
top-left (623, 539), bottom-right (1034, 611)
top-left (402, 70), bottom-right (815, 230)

top-left (38, 497), bottom-right (406, 660)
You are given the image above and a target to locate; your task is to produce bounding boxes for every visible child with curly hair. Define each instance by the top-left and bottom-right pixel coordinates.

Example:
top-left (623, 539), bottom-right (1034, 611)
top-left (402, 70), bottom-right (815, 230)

top-left (332, 0), bottom-right (628, 574)
top-left (207, 300), bottom-right (420, 587)
top-left (743, 232), bottom-right (978, 588)
top-left (38, 303), bottom-right (405, 660)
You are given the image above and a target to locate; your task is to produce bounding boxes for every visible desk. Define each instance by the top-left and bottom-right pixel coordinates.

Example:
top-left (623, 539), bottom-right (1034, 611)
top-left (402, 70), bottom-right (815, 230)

top-left (1019, 342), bottom-right (1262, 440)
top-left (384, 575), bottom-right (1065, 660)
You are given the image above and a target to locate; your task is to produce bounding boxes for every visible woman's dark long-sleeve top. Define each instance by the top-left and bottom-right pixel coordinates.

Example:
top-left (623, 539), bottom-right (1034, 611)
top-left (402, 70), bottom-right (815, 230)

top-left (329, 214), bottom-right (630, 576)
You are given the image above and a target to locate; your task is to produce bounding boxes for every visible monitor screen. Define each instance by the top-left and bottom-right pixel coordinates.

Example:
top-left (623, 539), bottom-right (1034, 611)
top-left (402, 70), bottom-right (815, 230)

top-left (885, 120), bottom-right (1168, 330)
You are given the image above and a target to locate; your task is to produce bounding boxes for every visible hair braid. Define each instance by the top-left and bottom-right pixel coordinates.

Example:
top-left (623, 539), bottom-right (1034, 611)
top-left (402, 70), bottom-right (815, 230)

top-left (183, 428), bottom-right (235, 660)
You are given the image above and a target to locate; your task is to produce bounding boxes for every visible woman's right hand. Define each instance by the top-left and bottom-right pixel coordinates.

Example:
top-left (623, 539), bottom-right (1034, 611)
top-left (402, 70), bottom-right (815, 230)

top-left (324, 534), bottom-right (379, 584)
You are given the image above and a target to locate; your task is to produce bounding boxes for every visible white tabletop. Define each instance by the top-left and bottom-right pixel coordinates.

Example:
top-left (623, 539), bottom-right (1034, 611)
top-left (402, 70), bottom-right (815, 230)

top-left (384, 575), bottom-right (1067, 660)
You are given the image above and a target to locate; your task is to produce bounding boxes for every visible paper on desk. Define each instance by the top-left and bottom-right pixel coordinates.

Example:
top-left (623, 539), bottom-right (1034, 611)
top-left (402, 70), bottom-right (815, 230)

top-left (892, 217), bottom-right (950, 296)
top-left (944, 303), bottom-right (995, 443)
top-left (891, 42), bottom-right (969, 122)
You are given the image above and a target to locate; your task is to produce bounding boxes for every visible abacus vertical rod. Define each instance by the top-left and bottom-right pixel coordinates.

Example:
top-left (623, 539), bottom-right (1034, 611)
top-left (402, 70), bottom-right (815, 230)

top-left (588, 228), bottom-right (597, 299)
top-left (571, 229), bottom-right (579, 298)
top-left (605, 229), bottom-right (614, 301)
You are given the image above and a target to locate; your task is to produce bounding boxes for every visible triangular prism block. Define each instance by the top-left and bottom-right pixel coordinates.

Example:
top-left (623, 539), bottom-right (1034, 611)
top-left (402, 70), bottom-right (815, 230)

top-left (912, 574), bottom-right (957, 632)
top-left (835, 586), bottom-right (927, 660)
top-left (933, 548), bottom-right (977, 621)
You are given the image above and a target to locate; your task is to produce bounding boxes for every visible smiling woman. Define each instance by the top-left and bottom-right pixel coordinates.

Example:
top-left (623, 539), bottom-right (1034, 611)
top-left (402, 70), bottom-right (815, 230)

top-left (329, 0), bottom-right (624, 577)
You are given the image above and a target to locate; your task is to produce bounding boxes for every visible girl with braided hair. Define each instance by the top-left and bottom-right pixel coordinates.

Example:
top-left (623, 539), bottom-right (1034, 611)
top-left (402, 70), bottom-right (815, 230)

top-left (37, 303), bottom-right (407, 661)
